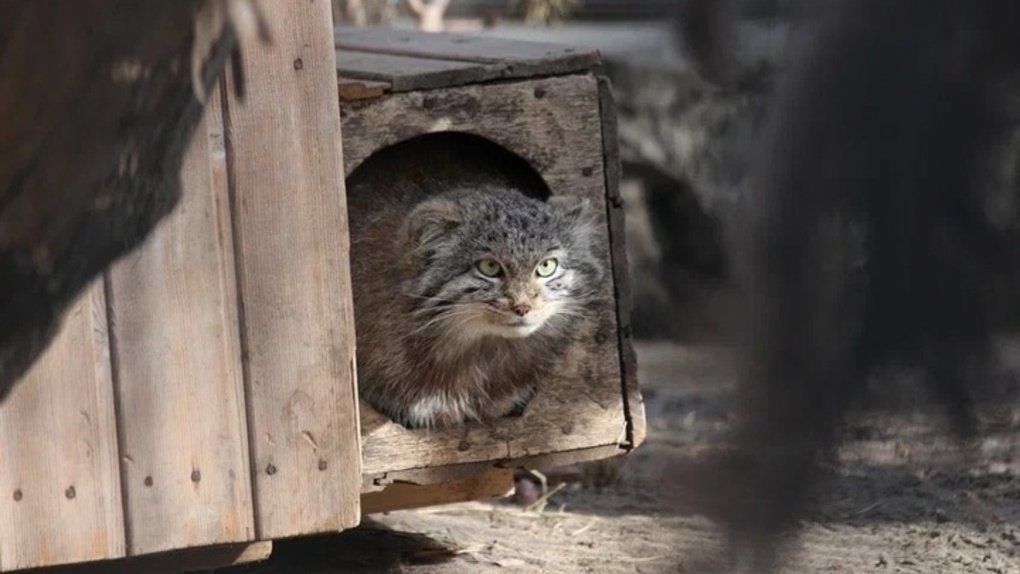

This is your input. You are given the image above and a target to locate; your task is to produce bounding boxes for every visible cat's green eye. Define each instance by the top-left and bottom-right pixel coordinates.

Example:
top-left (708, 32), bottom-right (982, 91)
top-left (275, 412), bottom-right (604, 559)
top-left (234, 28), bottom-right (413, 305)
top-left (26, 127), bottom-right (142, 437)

top-left (535, 257), bottom-right (559, 278)
top-left (476, 259), bottom-right (503, 277)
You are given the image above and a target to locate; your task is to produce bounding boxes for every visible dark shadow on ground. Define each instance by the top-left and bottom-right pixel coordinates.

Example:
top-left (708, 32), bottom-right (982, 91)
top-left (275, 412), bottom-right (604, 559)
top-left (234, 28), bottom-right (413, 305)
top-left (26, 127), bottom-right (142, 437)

top-left (211, 519), bottom-right (456, 574)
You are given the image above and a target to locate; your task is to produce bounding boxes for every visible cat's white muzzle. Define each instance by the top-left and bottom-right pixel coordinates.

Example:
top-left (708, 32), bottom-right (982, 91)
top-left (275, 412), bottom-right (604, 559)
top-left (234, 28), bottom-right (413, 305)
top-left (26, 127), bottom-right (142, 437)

top-left (456, 300), bottom-right (562, 341)
top-left (457, 311), bottom-right (545, 339)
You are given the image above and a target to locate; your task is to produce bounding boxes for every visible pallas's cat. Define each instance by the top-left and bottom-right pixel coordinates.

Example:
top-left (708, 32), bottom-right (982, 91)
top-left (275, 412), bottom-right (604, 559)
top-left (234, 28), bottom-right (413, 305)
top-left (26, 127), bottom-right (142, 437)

top-left (347, 140), bottom-right (603, 428)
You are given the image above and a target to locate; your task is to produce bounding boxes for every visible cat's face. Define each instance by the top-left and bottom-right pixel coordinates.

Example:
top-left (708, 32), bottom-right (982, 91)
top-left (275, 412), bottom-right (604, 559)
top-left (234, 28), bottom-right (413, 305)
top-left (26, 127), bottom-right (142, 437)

top-left (401, 187), bottom-right (602, 342)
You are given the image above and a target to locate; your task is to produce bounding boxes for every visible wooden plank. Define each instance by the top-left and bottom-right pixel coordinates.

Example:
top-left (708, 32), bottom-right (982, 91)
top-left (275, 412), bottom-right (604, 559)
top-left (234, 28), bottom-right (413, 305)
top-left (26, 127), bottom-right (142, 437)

top-left (223, 0), bottom-right (361, 539)
top-left (361, 468), bottom-right (513, 514)
top-left (342, 74), bottom-right (627, 476)
top-left (0, 283), bottom-right (125, 571)
top-left (333, 27), bottom-right (600, 86)
top-left (597, 75), bottom-right (647, 449)
top-left (28, 541), bottom-right (272, 574)
top-left (0, 2), bottom-right (237, 405)
top-left (338, 77), bottom-right (391, 101)
top-left (337, 50), bottom-right (501, 92)
top-left (105, 83), bottom-right (255, 556)
top-left (362, 445), bottom-right (626, 494)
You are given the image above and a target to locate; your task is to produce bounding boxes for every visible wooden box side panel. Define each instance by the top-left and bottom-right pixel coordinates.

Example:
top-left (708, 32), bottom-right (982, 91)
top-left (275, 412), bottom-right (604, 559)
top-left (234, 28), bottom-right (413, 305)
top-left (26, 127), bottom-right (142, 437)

top-left (596, 75), bottom-right (646, 449)
top-left (105, 83), bottom-right (255, 556)
top-left (0, 283), bottom-right (125, 571)
top-left (0, 3), bottom-right (365, 565)
top-left (341, 74), bottom-right (628, 477)
top-left (223, 0), bottom-right (362, 539)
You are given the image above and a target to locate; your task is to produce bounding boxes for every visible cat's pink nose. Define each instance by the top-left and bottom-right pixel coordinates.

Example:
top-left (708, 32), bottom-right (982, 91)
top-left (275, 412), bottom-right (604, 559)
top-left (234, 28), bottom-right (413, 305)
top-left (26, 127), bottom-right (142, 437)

top-left (511, 302), bottom-right (532, 316)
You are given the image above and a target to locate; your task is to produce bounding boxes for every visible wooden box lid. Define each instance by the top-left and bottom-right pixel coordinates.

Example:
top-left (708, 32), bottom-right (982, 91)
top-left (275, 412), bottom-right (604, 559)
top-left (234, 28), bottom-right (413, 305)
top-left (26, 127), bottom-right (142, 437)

top-left (335, 26), bottom-right (602, 98)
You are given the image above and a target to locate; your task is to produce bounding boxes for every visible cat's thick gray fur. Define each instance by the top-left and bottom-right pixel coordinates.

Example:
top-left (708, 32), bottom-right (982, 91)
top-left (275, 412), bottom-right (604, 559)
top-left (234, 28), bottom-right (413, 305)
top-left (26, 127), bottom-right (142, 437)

top-left (348, 175), bottom-right (603, 429)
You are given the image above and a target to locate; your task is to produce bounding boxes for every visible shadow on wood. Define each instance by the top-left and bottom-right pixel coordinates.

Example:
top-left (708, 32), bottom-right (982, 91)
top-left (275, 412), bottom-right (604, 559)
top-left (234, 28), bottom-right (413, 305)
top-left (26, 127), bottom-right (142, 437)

top-left (0, 1), bottom-right (246, 402)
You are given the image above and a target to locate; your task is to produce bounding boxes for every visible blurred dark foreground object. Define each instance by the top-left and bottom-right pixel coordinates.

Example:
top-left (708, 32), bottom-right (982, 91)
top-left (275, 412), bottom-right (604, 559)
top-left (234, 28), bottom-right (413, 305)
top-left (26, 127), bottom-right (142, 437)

top-left (678, 0), bottom-right (1020, 570)
top-left (0, 1), bottom-right (267, 400)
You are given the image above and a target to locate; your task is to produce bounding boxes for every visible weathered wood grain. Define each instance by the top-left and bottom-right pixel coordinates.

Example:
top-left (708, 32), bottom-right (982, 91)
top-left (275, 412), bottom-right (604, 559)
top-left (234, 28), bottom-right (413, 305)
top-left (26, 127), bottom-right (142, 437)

top-left (361, 468), bottom-right (512, 514)
top-left (0, 1), bottom-right (239, 403)
top-left (338, 77), bottom-right (391, 101)
top-left (342, 74), bottom-right (628, 476)
top-left (597, 75), bottom-right (646, 449)
top-left (223, 0), bottom-right (361, 539)
top-left (336, 50), bottom-right (502, 92)
top-left (0, 283), bottom-right (125, 571)
top-left (105, 83), bottom-right (254, 556)
top-left (361, 445), bottom-right (626, 494)
top-left (334, 26), bottom-right (600, 87)
top-left (342, 75), bottom-right (606, 195)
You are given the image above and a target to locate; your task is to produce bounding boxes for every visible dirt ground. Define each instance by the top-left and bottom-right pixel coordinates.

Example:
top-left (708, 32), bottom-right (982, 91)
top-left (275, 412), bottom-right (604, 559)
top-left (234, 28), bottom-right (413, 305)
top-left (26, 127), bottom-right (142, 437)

top-left (221, 341), bottom-right (1020, 574)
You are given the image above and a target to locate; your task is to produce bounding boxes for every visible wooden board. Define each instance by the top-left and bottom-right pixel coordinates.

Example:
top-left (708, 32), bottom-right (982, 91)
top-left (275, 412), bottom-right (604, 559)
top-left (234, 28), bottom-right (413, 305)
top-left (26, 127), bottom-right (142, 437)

top-left (0, 2), bottom-right (233, 405)
top-left (334, 27), bottom-right (600, 91)
top-left (361, 468), bottom-right (512, 514)
top-left (362, 445), bottom-right (626, 494)
top-left (0, 283), bottom-right (125, 570)
top-left (597, 76), bottom-right (647, 449)
top-left (336, 51), bottom-right (502, 92)
top-left (337, 77), bottom-right (390, 101)
top-left (222, 0), bottom-right (362, 539)
top-left (341, 74), bottom-right (630, 477)
top-left (105, 84), bottom-right (255, 556)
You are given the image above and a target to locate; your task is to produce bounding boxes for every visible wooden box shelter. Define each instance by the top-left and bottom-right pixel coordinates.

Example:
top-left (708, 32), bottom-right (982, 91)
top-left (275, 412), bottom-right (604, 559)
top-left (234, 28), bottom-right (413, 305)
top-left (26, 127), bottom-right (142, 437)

top-left (334, 27), bottom-right (645, 508)
top-left (0, 8), bottom-right (643, 573)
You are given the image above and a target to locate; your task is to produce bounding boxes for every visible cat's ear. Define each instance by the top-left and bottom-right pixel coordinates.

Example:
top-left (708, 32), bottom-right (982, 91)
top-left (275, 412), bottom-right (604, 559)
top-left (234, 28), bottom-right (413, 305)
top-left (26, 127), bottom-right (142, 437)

top-left (403, 198), bottom-right (463, 251)
top-left (548, 194), bottom-right (597, 227)
top-left (549, 194), bottom-right (604, 283)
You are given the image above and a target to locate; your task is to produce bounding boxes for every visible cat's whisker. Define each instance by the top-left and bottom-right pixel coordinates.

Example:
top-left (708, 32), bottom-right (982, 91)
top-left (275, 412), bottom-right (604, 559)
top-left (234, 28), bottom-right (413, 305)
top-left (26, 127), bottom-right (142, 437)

top-left (404, 306), bottom-right (480, 338)
top-left (407, 303), bottom-right (468, 319)
top-left (409, 306), bottom-right (451, 317)
top-left (402, 292), bottom-right (460, 302)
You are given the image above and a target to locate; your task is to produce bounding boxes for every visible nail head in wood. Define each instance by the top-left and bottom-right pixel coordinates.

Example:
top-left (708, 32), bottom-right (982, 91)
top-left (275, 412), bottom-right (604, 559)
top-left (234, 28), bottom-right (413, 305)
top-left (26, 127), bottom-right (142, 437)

top-left (266, 464), bottom-right (277, 476)
top-left (12, 489), bottom-right (22, 502)
top-left (65, 486), bottom-right (76, 500)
